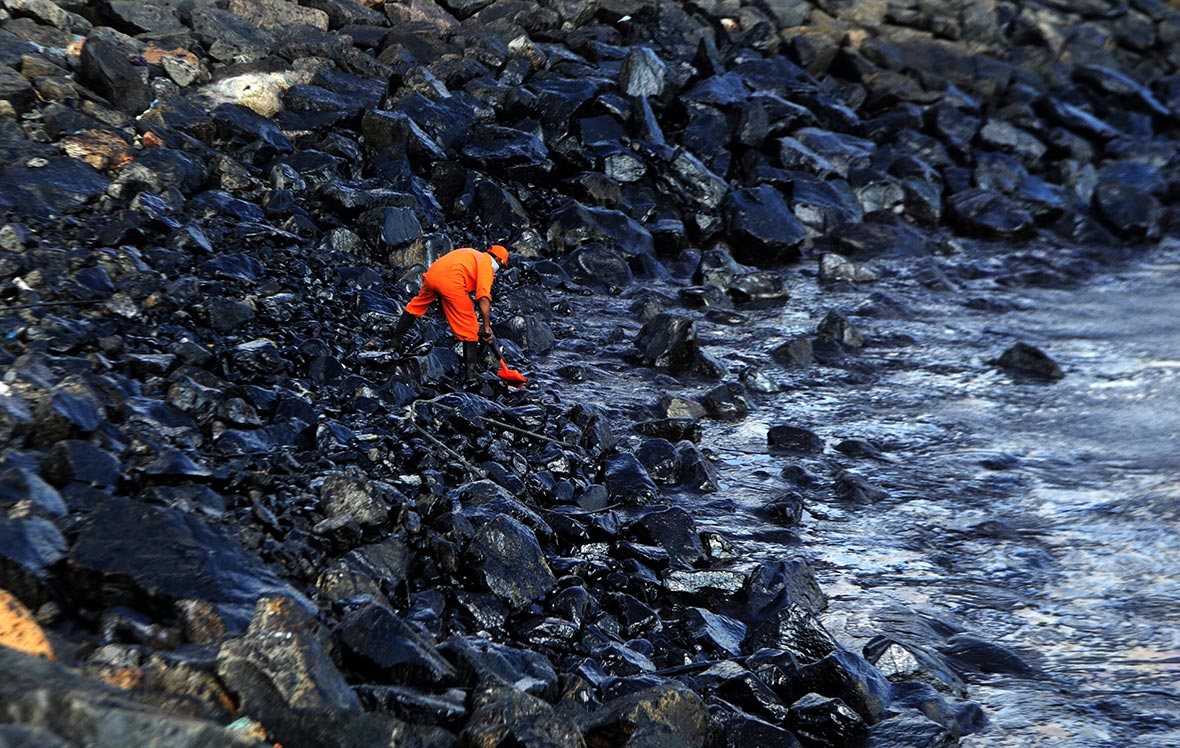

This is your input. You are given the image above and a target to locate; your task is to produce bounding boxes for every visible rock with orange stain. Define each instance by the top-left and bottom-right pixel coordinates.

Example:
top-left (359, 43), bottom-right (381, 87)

top-left (60, 129), bottom-right (133, 170)
top-left (0, 588), bottom-right (54, 661)
top-left (141, 130), bottom-right (165, 148)
top-left (141, 45), bottom-right (205, 86)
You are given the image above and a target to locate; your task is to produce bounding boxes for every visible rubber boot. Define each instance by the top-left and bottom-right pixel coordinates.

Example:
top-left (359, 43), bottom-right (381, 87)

top-left (462, 340), bottom-right (480, 386)
top-left (389, 311), bottom-right (415, 350)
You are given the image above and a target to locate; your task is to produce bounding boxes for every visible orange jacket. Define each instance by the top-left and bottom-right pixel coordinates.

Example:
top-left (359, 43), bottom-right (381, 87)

top-left (423, 248), bottom-right (495, 301)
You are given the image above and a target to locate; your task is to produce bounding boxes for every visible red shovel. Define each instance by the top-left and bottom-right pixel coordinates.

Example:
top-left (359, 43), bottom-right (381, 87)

top-left (482, 336), bottom-right (528, 386)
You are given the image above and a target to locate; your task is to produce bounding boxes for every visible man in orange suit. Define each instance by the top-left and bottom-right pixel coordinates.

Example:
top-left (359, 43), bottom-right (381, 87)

top-left (390, 244), bottom-right (509, 384)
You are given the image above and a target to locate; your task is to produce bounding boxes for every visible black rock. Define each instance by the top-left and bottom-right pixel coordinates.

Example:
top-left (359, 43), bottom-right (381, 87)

top-left (301, 0), bottom-right (387, 28)
top-left (231, 339), bottom-right (286, 377)
top-left (71, 499), bottom-right (309, 631)
top-left (788, 692), bottom-right (867, 748)
top-left (936, 633), bottom-right (1038, 676)
top-left (336, 602), bottom-right (455, 683)
top-left (0, 647), bottom-right (264, 748)
top-left (462, 124), bottom-right (552, 179)
top-left (744, 603), bottom-right (840, 664)
top-left (320, 472), bottom-right (390, 527)
top-left (563, 243), bottom-right (633, 290)
top-left (633, 506), bottom-right (705, 568)
top-left (0, 66), bottom-right (34, 114)
top-left (1074, 64), bottom-right (1172, 118)
top-left (712, 711), bottom-right (803, 748)
top-left (993, 342), bottom-right (1065, 380)
top-left (212, 598), bottom-right (435, 748)
top-left (619, 46), bottom-right (669, 99)
top-left (0, 157), bottom-right (109, 218)
top-left (362, 109), bottom-right (448, 162)
top-left (635, 418), bottom-right (702, 443)
top-left (833, 470), bottom-right (887, 503)
top-left (548, 199), bottom-right (655, 259)
top-left (634, 438), bottom-right (679, 486)
top-left (743, 559), bottom-right (827, 619)
top-left (1093, 180), bottom-right (1164, 239)
top-left (38, 440), bottom-right (121, 488)
top-left (211, 103), bottom-right (294, 154)
top-left (604, 452), bottom-right (660, 505)
top-left (723, 185), bottom-right (807, 266)
top-left (771, 337), bottom-right (814, 368)
top-left (681, 607), bottom-right (747, 657)
top-left (783, 172), bottom-right (863, 233)
top-left (461, 682), bottom-right (581, 748)
top-left (860, 711), bottom-right (955, 748)
top-left (634, 313), bottom-right (697, 371)
top-left (700, 381), bottom-right (754, 421)
top-left (763, 492), bottom-right (805, 525)
top-left (443, 636), bottom-right (558, 697)
top-left (978, 119), bottom-right (1046, 165)
top-left (676, 440), bottom-right (720, 492)
top-left (768, 425), bottom-right (824, 454)
top-left (947, 188), bottom-right (1035, 236)
top-left (0, 465), bottom-right (65, 516)
top-left (108, 148), bottom-right (206, 199)
top-left (467, 514), bottom-right (557, 609)
top-left (799, 650), bottom-right (892, 724)
top-left (817, 311), bottom-right (865, 349)
top-left (0, 515), bottom-right (67, 593)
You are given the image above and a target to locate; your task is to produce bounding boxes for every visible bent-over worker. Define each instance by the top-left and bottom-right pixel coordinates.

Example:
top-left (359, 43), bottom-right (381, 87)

top-left (390, 244), bottom-right (509, 384)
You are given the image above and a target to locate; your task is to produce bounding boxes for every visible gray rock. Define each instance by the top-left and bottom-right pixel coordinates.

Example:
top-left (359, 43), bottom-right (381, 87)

top-left (819, 253), bottom-right (880, 283)
top-left (320, 472), bottom-right (390, 527)
top-left (78, 27), bottom-right (150, 114)
top-left (619, 46), bottom-right (667, 98)
top-left (863, 636), bottom-right (967, 697)
top-left (0, 65), bottom-right (33, 113)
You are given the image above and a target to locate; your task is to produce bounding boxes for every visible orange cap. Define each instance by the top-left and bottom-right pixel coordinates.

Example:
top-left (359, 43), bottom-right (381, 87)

top-left (488, 244), bottom-right (509, 267)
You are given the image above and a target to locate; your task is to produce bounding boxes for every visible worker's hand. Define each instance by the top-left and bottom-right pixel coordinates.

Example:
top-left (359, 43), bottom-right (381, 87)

top-left (478, 329), bottom-right (494, 344)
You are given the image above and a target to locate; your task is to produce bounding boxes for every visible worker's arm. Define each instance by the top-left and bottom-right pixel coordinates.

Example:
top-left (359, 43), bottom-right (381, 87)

top-left (477, 296), bottom-right (492, 340)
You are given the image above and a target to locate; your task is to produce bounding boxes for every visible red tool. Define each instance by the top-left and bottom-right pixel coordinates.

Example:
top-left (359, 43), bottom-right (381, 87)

top-left (482, 336), bottom-right (528, 386)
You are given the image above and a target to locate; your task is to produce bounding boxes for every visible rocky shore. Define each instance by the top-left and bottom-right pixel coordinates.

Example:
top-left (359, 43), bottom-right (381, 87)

top-left (0, 0), bottom-right (1176, 746)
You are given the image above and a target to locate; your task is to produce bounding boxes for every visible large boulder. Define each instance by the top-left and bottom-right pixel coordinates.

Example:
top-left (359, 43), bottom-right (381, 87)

top-left (69, 499), bottom-right (309, 631)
